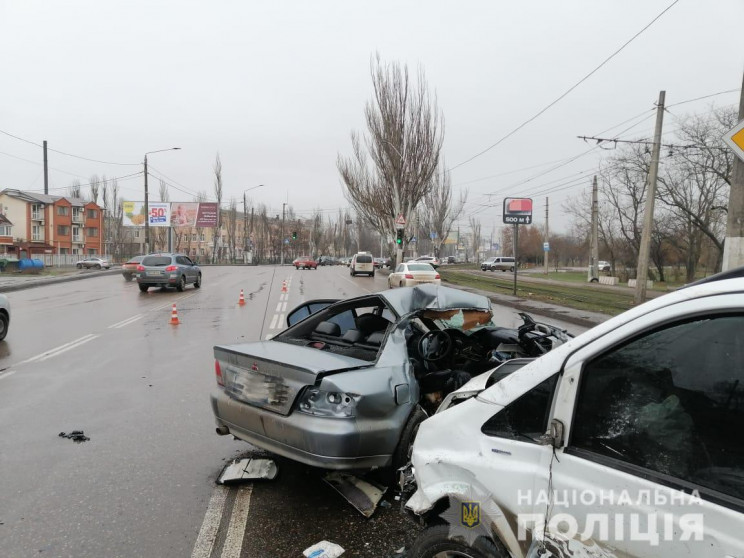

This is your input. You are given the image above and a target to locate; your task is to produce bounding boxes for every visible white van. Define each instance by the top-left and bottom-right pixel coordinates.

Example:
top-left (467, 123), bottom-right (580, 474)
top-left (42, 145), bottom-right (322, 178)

top-left (350, 252), bottom-right (375, 277)
top-left (406, 269), bottom-right (744, 557)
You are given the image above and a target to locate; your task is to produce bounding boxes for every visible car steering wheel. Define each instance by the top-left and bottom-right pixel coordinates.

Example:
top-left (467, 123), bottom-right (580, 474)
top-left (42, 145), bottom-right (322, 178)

top-left (417, 330), bottom-right (453, 362)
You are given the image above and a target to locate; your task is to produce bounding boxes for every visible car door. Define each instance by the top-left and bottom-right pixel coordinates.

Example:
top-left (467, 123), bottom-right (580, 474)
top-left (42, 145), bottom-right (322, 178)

top-left (544, 294), bottom-right (744, 557)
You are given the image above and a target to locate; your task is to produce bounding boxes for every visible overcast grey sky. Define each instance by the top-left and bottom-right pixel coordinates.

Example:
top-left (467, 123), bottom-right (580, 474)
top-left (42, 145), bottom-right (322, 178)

top-left (1, 0), bottom-right (742, 234)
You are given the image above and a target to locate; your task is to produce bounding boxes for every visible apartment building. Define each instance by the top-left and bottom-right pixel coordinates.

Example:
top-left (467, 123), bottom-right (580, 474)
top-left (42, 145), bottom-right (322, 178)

top-left (0, 189), bottom-right (105, 258)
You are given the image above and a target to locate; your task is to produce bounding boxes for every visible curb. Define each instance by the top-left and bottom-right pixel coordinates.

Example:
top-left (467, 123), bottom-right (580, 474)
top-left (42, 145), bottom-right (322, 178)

top-left (0, 268), bottom-right (121, 293)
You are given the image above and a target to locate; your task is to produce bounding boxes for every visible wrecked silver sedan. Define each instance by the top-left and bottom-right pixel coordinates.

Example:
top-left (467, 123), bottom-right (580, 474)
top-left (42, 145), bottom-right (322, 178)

top-left (210, 284), bottom-right (569, 473)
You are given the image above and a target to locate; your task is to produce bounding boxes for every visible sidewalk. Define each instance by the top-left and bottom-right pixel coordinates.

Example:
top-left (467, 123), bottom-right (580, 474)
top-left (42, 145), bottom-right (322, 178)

top-left (0, 268), bottom-right (121, 293)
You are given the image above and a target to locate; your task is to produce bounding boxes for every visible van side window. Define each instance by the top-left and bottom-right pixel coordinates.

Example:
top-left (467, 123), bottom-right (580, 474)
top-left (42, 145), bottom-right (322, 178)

top-left (481, 374), bottom-right (559, 443)
top-left (571, 315), bottom-right (744, 502)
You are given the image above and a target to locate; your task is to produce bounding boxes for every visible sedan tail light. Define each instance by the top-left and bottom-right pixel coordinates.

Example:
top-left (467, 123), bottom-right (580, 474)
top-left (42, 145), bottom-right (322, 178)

top-left (165, 265), bottom-right (178, 272)
top-left (214, 360), bottom-right (224, 386)
top-left (405, 274), bottom-right (414, 279)
top-left (435, 273), bottom-right (440, 279)
top-left (136, 265), bottom-right (145, 271)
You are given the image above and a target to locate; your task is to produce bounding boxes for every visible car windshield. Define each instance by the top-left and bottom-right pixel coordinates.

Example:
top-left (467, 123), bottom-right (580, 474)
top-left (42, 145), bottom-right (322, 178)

top-left (142, 256), bottom-right (172, 266)
top-left (423, 308), bottom-right (493, 332)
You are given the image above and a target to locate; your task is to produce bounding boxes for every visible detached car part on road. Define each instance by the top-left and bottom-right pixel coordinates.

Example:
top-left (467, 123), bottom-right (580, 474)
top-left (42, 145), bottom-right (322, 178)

top-left (210, 284), bottom-right (571, 476)
top-left (135, 253), bottom-right (201, 292)
top-left (406, 269), bottom-right (744, 558)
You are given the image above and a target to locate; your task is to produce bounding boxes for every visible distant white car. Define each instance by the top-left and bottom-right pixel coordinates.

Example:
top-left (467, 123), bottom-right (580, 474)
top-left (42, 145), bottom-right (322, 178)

top-left (0, 293), bottom-right (9, 341)
top-left (598, 260), bottom-right (611, 272)
top-left (387, 262), bottom-right (441, 288)
top-left (76, 257), bottom-right (110, 270)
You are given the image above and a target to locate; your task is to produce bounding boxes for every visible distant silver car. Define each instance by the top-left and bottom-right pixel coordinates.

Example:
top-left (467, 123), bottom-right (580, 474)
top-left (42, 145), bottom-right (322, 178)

top-left (210, 285), bottom-right (569, 475)
top-left (135, 253), bottom-right (201, 292)
top-left (0, 293), bottom-right (10, 341)
top-left (76, 256), bottom-right (110, 270)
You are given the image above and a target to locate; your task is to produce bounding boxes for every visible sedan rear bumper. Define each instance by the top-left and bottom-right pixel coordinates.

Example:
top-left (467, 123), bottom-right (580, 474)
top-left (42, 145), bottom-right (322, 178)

top-left (210, 389), bottom-right (392, 470)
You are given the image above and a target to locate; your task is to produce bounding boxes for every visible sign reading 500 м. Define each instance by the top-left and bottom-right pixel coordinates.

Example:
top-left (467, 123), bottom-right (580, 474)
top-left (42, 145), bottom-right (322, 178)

top-left (503, 197), bottom-right (533, 225)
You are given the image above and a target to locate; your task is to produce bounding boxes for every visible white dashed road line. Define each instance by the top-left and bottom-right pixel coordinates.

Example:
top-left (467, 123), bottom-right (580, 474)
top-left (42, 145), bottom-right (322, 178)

top-left (17, 334), bottom-right (99, 365)
top-left (108, 314), bottom-right (144, 329)
top-left (191, 485), bottom-right (228, 558)
top-left (220, 486), bottom-right (253, 558)
top-left (0, 370), bottom-right (16, 381)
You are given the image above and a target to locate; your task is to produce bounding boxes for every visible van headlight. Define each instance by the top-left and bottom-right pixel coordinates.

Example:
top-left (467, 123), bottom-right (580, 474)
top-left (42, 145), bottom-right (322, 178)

top-left (297, 388), bottom-right (357, 418)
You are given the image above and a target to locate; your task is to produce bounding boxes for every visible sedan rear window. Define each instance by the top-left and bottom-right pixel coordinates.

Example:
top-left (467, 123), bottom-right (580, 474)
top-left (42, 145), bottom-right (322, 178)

top-left (142, 256), bottom-right (172, 266)
top-left (407, 264), bottom-right (435, 271)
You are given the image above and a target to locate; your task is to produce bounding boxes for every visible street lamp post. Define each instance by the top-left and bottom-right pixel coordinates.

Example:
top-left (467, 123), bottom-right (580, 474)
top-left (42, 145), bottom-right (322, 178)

top-left (143, 147), bottom-right (180, 253)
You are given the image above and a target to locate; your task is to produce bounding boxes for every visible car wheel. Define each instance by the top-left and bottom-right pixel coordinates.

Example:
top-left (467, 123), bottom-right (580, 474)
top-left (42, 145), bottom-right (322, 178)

top-left (590, 277), bottom-right (599, 283)
top-left (0, 312), bottom-right (8, 341)
top-left (408, 524), bottom-right (506, 558)
top-left (351, 271), bottom-right (355, 276)
top-left (509, 266), bottom-right (515, 272)
top-left (391, 406), bottom-right (428, 476)
top-left (194, 273), bottom-right (202, 288)
top-left (176, 275), bottom-right (186, 292)
top-left (138, 284), bottom-right (149, 293)
top-left (76, 263), bottom-right (83, 269)
top-left (371, 271), bottom-right (375, 278)
top-left (123, 273), bottom-right (133, 282)
top-left (95, 264), bottom-right (101, 269)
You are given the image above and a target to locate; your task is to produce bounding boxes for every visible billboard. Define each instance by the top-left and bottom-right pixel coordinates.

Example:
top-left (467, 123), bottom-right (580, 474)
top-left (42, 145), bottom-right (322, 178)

top-left (502, 197), bottom-right (533, 225)
top-left (122, 202), bottom-right (219, 228)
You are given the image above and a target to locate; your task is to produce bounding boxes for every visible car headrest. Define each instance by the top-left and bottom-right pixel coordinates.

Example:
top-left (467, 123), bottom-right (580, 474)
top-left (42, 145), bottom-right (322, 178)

top-left (365, 331), bottom-right (386, 346)
top-left (356, 313), bottom-right (391, 334)
top-left (314, 321), bottom-right (341, 336)
top-left (341, 329), bottom-right (364, 343)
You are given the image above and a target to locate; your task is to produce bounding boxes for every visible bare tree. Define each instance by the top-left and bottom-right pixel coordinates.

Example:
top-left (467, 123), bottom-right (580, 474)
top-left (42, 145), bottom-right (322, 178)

top-left (310, 210), bottom-right (325, 257)
top-left (225, 199), bottom-right (238, 262)
top-left (68, 179), bottom-right (82, 199)
top-left (211, 154), bottom-right (223, 263)
top-left (153, 179), bottom-right (169, 252)
top-left (89, 175), bottom-right (101, 205)
top-left (469, 217), bottom-right (481, 263)
top-left (421, 164), bottom-right (466, 258)
top-left (338, 54), bottom-right (444, 263)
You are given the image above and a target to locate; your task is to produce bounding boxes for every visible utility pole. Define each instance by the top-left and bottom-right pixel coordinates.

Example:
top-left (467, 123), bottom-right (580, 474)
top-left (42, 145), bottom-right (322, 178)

top-left (43, 140), bottom-right (49, 196)
top-left (280, 202), bottom-right (286, 265)
top-left (634, 90), bottom-right (666, 304)
top-left (243, 193), bottom-right (248, 260)
top-left (588, 176), bottom-right (599, 281)
top-left (544, 197), bottom-right (549, 274)
top-left (722, 71), bottom-right (744, 271)
top-left (144, 155), bottom-right (150, 254)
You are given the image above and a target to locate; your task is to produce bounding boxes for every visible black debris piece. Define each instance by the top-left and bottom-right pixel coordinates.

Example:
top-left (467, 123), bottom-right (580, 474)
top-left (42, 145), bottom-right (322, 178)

top-left (58, 430), bottom-right (90, 443)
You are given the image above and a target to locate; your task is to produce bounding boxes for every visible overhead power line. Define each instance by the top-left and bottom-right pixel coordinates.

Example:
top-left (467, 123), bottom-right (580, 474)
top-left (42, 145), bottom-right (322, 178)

top-left (448, 0), bottom-right (680, 172)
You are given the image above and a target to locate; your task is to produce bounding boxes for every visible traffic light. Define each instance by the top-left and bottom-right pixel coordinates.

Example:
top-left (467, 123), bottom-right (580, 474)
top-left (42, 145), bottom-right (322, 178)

top-left (292, 231), bottom-right (297, 240)
top-left (396, 229), bottom-right (404, 245)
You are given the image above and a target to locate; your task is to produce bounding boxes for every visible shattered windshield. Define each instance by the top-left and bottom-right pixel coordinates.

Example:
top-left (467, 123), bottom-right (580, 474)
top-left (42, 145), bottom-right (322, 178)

top-left (423, 309), bottom-right (493, 332)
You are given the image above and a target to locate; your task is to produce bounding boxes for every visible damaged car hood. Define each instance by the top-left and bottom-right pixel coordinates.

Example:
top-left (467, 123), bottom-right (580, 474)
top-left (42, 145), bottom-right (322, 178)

top-left (381, 284), bottom-right (491, 318)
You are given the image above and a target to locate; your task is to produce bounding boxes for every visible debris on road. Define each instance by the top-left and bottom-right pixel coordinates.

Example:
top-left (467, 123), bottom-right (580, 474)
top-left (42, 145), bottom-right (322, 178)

top-left (217, 457), bottom-right (278, 484)
top-left (303, 540), bottom-right (345, 558)
top-left (58, 430), bottom-right (89, 443)
top-left (323, 472), bottom-right (385, 518)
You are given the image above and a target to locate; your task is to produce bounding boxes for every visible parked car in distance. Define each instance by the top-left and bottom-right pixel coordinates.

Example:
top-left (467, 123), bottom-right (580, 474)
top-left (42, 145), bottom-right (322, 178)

top-left (490, 256), bottom-right (516, 272)
top-left (406, 266), bottom-right (744, 558)
top-left (480, 257), bottom-right (498, 271)
top-left (293, 256), bottom-right (318, 270)
top-left (121, 255), bottom-right (145, 281)
top-left (135, 253), bottom-right (201, 292)
top-left (446, 256), bottom-right (456, 264)
top-left (373, 257), bottom-right (385, 269)
top-left (388, 262), bottom-right (440, 288)
top-left (598, 260), bottom-right (611, 272)
top-left (76, 256), bottom-right (111, 270)
top-left (350, 252), bottom-right (375, 277)
top-left (210, 284), bottom-right (571, 477)
top-left (0, 293), bottom-right (10, 341)
top-left (413, 255), bottom-right (440, 268)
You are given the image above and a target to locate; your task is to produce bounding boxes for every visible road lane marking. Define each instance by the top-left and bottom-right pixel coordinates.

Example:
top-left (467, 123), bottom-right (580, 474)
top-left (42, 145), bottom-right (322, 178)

top-left (220, 486), bottom-right (253, 558)
top-left (281, 301), bottom-right (287, 312)
top-left (0, 370), bottom-right (16, 381)
top-left (278, 313), bottom-right (284, 326)
top-left (191, 485), bottom-right (228, 558)
top-left (108, 314), bottom-right (144, 329)
top-left (269, 314), bottom-right (278, 330)
top-left (275, 302), bottom-right (282, 312)
top-left (18, 334), bottom-right (98, 365)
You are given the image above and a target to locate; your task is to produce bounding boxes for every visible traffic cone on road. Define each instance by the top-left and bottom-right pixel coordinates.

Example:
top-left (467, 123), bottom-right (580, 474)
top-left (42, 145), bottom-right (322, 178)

top-left (170, 303), bottom-right (180, 325)
top-left (281, 280), bottom-right (288, 293)
top-left (238, 289), bottom-right (246, 306)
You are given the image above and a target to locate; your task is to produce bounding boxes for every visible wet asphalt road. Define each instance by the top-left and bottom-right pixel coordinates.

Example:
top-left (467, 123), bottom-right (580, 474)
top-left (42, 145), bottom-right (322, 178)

top-left (0, 266), bottom-right (587, 558)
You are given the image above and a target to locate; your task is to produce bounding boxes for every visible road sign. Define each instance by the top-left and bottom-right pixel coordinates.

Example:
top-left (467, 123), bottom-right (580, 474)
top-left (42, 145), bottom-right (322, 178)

top-left (503, 198), bottom-right (533, 225)
top-left (430, 231), bottom-right (437, 239)
top-left (723, 118), bottom-right (744, 163)
top-left (395, 214), bottom-right (406, 227)
top-left (543, 242), bottom-right (550, 252)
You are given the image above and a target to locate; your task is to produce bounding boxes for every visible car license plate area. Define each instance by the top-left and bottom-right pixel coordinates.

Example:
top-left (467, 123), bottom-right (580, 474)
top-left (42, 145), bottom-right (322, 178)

top-left (225, 367), bottom-right (295, 415)
top-left (147, 270), bottom-right (163, 276)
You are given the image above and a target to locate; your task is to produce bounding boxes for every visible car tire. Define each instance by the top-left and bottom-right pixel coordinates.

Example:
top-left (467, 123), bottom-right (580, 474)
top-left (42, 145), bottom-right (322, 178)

top-left (0, 312), bottom-right (8, 341)
top-left (76, 263), bottom-right (83, 269)
top-left (194, 273), bottom-right (202, 288)
top-left (390, 405), bottom-right (428, 476)
top-left (509, 266), bottom-right (515, 272)
top-left (176, 275), bottom-right (186, 292)
top-left (371, 271), bottom-right (375, 278)
top-left (138, 284), bottom-right (149, 293)
top-left (95, 264), bottom-right (101, 269)
top-left (408, 524), bottom-right (506, 558)
top-left (351, 271), bottom-right (355, 277)
top-left (590, 277), bottom-right (599, 283)
top-left (123, 273), bottom-right (133, 282)
top-left (295, 266), bottom-right (300, 270)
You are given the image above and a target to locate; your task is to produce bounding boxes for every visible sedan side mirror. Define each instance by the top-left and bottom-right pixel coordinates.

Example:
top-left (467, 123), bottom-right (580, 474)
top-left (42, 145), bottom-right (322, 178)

top-left (538, 419), bottom-right (565, 449)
